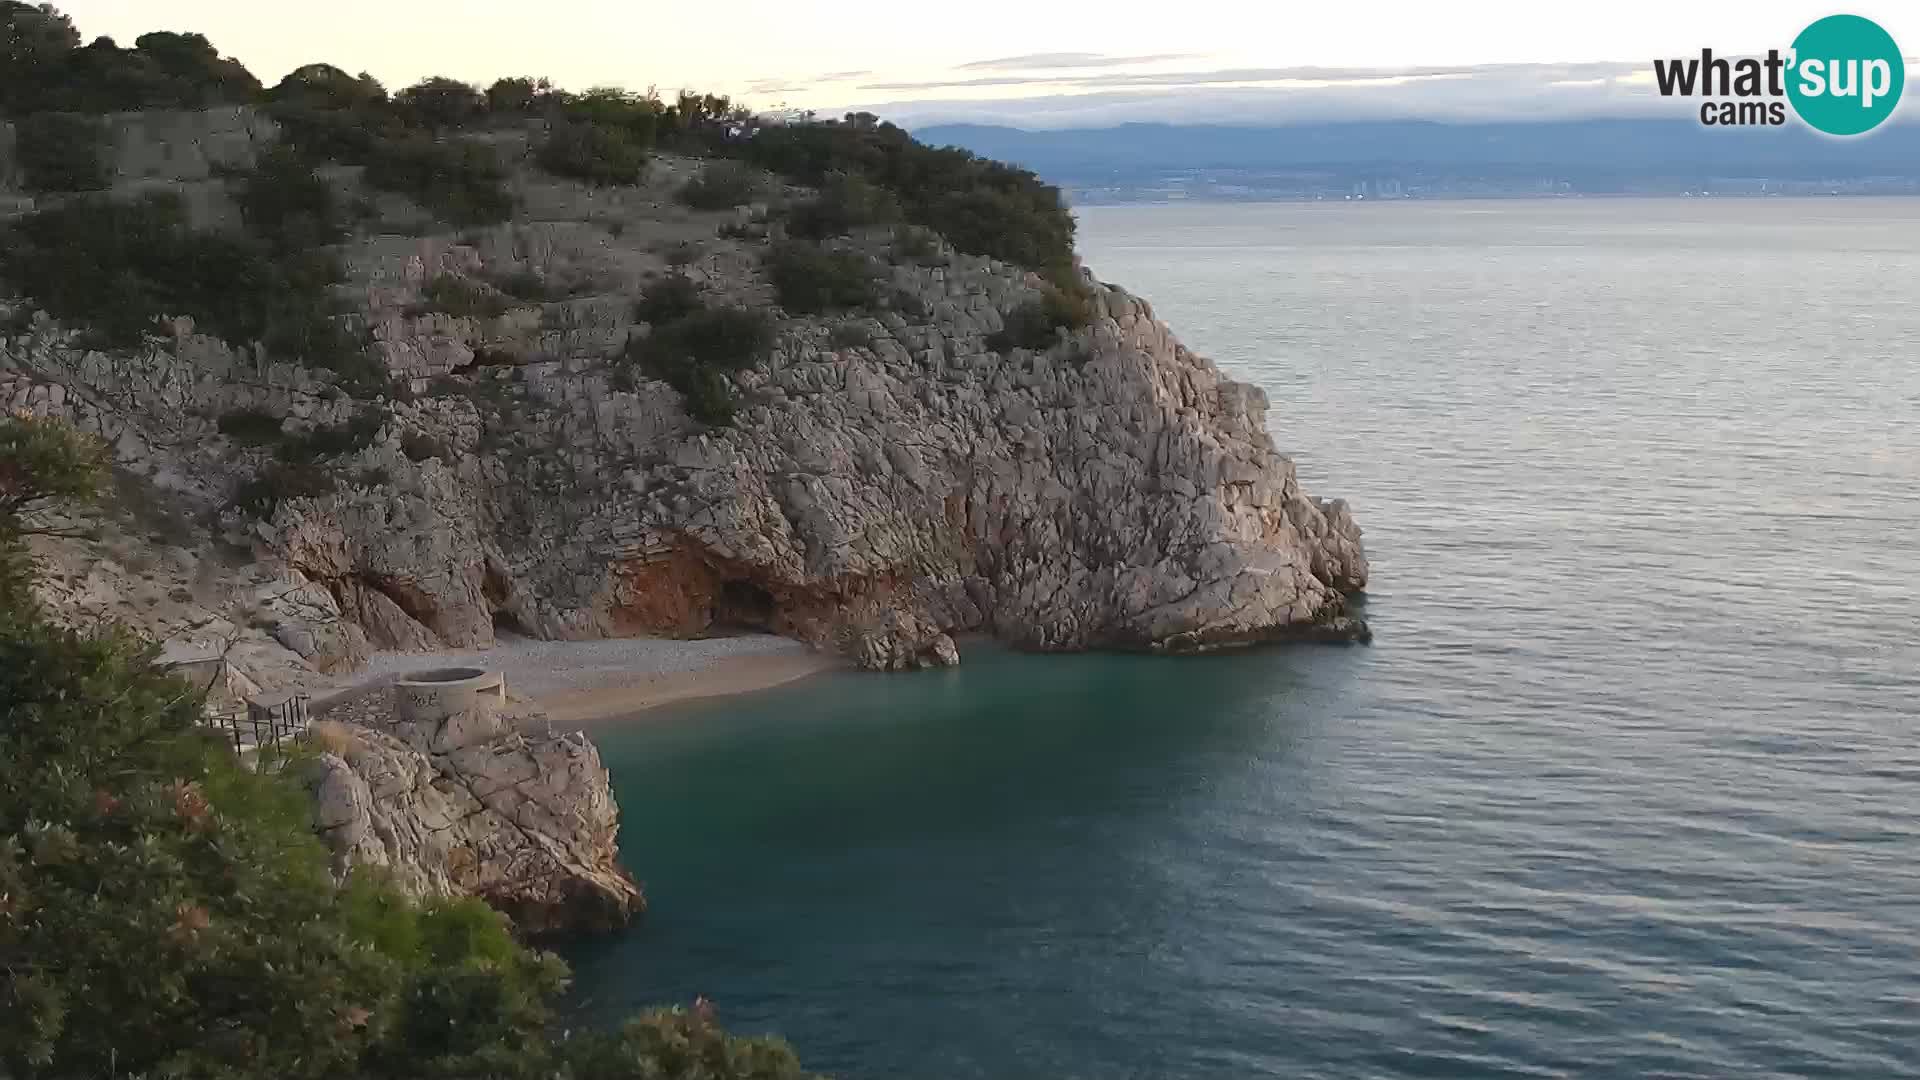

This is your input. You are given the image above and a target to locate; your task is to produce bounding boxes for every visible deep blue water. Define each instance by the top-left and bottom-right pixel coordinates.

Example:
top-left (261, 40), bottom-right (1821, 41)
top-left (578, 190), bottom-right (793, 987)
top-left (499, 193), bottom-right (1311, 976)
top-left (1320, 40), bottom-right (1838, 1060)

top-left (566, 199), bottom-right (1920, 1079)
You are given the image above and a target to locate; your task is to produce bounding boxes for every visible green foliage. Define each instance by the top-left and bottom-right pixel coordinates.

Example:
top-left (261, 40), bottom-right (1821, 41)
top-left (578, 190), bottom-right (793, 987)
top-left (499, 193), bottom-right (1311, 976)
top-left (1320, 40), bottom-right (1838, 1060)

top-left (563, 87), bottom-right (663, 145)
top-left (987, 287), bottom-right (1096, 354)
top-left (537, 120), bottom-right (648, 187)
top-left (0, 14), bottom-right (258, 114)
top-left (484, 76), bottom-right (559, 115)
top-left (629, 306), bottom-right (774, 426)
top-left (678, 160), bottom-right (760, 210)
top-left (766, 242), bottom-right (877, 315)
top-left (561, 1006), bottom-right (821, 1080)
top-left (633, 273), bottom-right (703, 326)
top-left (395, 76), bottom-right (484, 130)
top-left (0, 412), bottom-right (109, 531)
top-left (0, 192), bottom-right (373, 388)
top-left (13, 111), bottom-right (105, 192)
top-left (235, 146), bottom-right (346, 253)
top-left (744, 112), bottom-right (1078, 280)
top-left (216, 407), bottom-right (283, 446)
top-left (361, 137), bottom-right (514, 226)
top-left (417, 273), bottom-right (513, 318)
top-left (785, 171), bottom-right (901, 240)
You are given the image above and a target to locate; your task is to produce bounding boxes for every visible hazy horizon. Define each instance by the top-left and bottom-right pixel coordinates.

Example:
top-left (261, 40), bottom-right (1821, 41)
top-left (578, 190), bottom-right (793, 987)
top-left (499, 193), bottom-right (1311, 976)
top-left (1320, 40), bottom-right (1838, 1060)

top-left (45, 1), bottom-right (1920, 129)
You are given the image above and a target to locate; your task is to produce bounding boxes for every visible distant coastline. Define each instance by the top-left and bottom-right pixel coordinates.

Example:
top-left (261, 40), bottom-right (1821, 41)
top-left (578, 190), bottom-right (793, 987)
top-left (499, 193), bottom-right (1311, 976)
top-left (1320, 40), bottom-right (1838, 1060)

top-left (917, 117), bottom-right (1920, 206)
top-left (1066, 187), bottom-right (1920, 206)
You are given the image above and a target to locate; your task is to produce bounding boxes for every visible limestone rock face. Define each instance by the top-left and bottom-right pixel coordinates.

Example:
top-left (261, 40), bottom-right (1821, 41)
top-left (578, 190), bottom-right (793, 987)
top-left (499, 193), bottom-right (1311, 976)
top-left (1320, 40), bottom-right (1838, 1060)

top-left (2, 117), bottom-right (1369, 673)
top-left (270, 253), bottom-right (1371, 667)
top-left (304, 697), bottom-right (643, 936)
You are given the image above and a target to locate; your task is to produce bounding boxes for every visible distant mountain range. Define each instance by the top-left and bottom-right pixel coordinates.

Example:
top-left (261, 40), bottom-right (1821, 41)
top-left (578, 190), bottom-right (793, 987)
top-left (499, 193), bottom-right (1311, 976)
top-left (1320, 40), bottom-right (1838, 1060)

top-left (913, 119), bottom-right (1920, 201)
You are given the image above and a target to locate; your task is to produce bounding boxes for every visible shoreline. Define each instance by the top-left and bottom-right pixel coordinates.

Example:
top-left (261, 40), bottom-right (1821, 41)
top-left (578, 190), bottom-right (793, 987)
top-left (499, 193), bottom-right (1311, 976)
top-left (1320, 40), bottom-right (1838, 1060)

top-left (326, 633), bottom-right (841, 726)
top-left (544, 650), bottom-right (838, 726)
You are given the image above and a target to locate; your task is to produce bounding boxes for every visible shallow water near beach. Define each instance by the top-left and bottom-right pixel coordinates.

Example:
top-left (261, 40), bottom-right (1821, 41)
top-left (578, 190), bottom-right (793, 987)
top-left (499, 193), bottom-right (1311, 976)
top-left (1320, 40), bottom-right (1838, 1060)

top-left (564, 198), bottom-right (1920, 1079)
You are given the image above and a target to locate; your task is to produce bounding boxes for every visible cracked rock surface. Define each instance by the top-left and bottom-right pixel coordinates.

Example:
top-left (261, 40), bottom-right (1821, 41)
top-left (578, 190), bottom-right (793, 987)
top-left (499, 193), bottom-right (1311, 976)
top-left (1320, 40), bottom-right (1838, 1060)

top-left (304, 694), bottom-right (642, 935)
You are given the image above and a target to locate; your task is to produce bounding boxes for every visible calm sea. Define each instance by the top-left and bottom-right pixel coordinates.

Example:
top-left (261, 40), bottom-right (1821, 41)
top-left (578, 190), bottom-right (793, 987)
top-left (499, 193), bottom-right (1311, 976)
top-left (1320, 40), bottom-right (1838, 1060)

top-left (565, 199), bottom-right (1920, 1079)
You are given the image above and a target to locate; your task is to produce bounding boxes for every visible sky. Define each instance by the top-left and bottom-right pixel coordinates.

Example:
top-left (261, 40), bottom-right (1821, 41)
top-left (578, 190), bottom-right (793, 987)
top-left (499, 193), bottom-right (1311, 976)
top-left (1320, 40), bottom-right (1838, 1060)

top-left (51, 1), bottom-right (1920, 128)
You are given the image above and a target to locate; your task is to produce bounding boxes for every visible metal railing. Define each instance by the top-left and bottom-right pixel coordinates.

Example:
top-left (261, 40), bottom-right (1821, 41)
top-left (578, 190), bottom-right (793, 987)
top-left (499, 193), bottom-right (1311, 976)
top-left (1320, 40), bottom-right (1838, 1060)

top-left (208, 694), bottom-right (312, 753)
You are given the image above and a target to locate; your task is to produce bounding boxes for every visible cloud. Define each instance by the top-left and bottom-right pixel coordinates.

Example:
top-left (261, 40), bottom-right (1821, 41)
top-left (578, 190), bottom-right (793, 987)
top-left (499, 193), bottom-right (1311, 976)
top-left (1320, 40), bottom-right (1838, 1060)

top-left (859, 62), bottom-right (1628, 95)
top-left (843, 61), bottom-right (1686, 128)
top-left (956, 51), bottom-right (1195, 71)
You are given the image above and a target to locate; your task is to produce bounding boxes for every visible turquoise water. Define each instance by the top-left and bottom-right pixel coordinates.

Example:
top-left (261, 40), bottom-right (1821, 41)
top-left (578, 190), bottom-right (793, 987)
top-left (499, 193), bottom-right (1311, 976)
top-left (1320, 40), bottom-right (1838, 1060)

top-left (567, 199), bottom-right (1920, 1078)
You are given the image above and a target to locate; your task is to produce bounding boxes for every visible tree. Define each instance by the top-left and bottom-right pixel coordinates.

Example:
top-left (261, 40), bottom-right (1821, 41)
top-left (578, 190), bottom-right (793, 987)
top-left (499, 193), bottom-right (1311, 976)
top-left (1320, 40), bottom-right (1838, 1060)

top-left (0, 412), bottom-right (108, 536)
top-left (270, 63), bottom-right (387, 110)
top-left (537, 120), bottom-right (648, 187)
top-left (396, 76), bottom-right (484, 130)
top-left (485, 76), bottom-right (558, 115)
top-left (0, 2), bottom-right (79, 108)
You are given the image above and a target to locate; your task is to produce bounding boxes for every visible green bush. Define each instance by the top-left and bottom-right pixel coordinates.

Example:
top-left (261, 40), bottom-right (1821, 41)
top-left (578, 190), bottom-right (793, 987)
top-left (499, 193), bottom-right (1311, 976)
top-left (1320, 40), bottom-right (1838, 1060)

top-left (0, 22), bottom-right (259, 114)
top-left (484, 76), bottom-right (559, 115)
top-left (362, 137), bottom-right (513, 226)
top-left (633, 273), bottom-right (703, 326)
top-left (744, 113), bottom-right (1078, 281)
top-left (537, 120), bottom-right (648, 187)
top-left (766, 242), bottom-right (876, 315)
top-left (14, 111), bottom-right (107, 192)
top-left (786, 171), bottom-right (901, 240)
top-left (0, 191), bottom-right (377, 387)
top-left (562, 87), bottom-right (664, 145)
top-left (987, 287), bottom-right (1096, 353)
top-left (395, 76), bottom-right (484, 130)
top-left (236, 146), bottom-right (345, 253)
top-left (417, 273), bottom-right (513, 318)
top-left (629, 306), bottom-right (774, 426)
top-left (678, 160), bottom-right (760, 210)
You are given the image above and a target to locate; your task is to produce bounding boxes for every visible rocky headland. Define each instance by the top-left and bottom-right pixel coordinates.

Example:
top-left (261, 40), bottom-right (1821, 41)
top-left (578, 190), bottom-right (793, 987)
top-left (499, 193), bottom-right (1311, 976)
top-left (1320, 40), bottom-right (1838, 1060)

top-left (0, 102), bottom-right (1367, 932)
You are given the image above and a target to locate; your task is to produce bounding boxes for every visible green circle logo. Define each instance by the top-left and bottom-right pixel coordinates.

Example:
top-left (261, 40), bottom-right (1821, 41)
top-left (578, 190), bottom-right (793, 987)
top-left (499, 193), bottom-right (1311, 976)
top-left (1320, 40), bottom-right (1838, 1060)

top-left (1787, 14), bottom-right (1905, 135)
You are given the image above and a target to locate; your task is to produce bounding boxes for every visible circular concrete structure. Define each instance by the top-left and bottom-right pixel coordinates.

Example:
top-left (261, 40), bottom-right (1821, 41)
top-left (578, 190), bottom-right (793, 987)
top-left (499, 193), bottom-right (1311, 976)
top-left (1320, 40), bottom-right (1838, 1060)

top-left (394, 667), bottom-right (506, 725)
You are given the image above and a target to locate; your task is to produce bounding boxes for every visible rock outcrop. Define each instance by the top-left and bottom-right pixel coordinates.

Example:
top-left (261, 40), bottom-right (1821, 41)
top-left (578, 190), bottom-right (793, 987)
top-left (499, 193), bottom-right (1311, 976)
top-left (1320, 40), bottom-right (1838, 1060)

top-left (303, 693), bottom-right (643, 935)
top-left (2, 108), bottom-right (1368, 674)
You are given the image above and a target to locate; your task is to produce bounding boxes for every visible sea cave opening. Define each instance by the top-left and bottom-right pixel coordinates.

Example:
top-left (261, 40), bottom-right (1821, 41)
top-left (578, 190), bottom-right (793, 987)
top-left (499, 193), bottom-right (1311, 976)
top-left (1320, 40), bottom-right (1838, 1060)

top-left (713, 579), bottom-right (777, 632)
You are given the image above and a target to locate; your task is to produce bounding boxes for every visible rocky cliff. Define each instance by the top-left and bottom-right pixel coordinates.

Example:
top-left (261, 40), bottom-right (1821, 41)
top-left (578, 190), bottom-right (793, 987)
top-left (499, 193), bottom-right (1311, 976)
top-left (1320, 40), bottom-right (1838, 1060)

top-left (5, 112), bottom-right (1364, 674)
top-left (304, 692), bottom-right (643, 935)
top-left (2, 106), bottom-right (1366, 923)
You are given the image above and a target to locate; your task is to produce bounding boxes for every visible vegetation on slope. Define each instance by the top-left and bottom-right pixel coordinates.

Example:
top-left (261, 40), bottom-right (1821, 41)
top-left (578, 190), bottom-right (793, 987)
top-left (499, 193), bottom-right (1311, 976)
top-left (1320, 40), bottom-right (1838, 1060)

top-left (0, 412), bottom-right (821, 1079)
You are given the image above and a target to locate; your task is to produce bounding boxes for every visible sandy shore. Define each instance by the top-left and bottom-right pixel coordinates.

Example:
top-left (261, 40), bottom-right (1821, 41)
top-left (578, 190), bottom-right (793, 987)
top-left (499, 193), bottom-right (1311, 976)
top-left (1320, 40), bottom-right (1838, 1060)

top-left (328, 632), bottom-right (840, 724)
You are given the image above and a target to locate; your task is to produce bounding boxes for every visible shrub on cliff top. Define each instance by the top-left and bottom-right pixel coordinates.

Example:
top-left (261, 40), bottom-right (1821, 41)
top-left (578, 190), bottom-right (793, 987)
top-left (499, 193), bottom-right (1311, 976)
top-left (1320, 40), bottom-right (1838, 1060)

top-left (633, 273), bottom-right (704, 326)
top-left (362, 136), bottom-right (514, 226)
top-left (13, 110), bottom-right (107, 192)
top-left (785, 171), bottom-right (902, 240)
top-left (678, 160), bottom-right (761, 210)
top-left (0, 192), bottom-right (374, 390)
top-left (766, 242), bottom-right (877, 315)
top-left (744, 112), bottom-right (1078, 282)
top-left (538, 120), bottom-right (650, 187)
